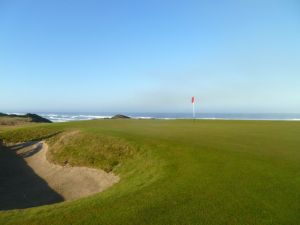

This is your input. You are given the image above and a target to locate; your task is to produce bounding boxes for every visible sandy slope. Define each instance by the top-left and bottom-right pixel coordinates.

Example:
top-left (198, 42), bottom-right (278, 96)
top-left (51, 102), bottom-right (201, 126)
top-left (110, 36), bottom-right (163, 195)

top-left (13, 141), bottom-right (119, 201)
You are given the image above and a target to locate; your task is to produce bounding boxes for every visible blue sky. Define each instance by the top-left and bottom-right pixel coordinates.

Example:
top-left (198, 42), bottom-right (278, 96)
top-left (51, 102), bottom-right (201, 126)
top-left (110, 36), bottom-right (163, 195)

top-left (1, 0), bottom-right (300, 113)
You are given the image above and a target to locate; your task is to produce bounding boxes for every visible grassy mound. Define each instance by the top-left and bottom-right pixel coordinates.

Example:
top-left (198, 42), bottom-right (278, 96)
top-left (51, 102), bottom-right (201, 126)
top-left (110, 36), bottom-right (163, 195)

top-left (0, 125), bottom-right (138, 173)
top-left (0, 126), bottom-right (61, 143)
top-left (0, 113), bottom-right (51, 126)
top-left (1, 119), bottom-right (300, 225)
top-left (47, 130), bottom-right (136, 172)
top-left (0, 116), bottom-right (31, 126)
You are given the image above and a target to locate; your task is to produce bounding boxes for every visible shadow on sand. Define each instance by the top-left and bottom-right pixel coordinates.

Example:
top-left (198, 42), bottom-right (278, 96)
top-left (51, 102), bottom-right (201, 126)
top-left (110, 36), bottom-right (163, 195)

top-left (0, 143), bottom-right (64, 211)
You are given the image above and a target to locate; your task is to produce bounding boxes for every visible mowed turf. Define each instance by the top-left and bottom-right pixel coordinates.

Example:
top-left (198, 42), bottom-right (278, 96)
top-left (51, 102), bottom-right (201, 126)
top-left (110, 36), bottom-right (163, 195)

top-left (1, 119), bottom-right (300, 225)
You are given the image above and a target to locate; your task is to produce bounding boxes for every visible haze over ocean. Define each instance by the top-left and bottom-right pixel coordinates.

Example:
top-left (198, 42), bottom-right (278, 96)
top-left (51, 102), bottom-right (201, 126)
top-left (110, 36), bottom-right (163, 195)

top-left (1, 1), bottom-right (300, 113)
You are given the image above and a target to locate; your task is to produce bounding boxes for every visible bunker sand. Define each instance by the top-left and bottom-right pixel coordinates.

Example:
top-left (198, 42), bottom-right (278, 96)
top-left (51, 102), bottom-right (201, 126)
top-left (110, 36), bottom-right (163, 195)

top-left (0, 141), bottom-right (119, 210)
top-left (17, 141), bottom-right (119, 200)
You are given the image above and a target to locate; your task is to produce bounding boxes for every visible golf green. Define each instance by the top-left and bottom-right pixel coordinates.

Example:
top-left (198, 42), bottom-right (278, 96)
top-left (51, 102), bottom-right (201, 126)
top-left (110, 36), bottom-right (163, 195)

top-left (1, 119), bottom-right (300, 225)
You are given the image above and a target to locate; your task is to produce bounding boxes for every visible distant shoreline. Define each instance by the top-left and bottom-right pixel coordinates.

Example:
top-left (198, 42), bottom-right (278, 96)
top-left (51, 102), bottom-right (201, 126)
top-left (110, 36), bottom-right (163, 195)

top-left (5, 113), bottom-right (300, 123)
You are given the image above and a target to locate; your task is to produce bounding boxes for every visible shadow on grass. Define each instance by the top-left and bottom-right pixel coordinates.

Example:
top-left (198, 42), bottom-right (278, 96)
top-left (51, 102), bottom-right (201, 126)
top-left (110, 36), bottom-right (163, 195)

top-left (11, 142), bottom-right (43, 158)
top-left (0, 142), bottom-right (64, 211)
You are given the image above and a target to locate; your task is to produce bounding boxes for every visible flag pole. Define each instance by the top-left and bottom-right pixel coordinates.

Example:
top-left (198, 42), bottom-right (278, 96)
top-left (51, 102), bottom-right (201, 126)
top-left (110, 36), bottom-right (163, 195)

top-left (193, 101), bottom-right (195, 119)
top-left (191, 96), bottom-right (195, 121)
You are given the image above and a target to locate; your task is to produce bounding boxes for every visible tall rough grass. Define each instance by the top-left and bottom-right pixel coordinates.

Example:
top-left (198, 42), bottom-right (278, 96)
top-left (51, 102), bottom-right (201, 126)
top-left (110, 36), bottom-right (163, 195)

top-left (47, 130), bottom-right (136, 172)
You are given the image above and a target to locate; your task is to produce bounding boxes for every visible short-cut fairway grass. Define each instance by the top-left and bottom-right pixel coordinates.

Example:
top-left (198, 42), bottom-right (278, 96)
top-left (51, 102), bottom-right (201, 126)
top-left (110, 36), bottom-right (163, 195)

top-left (1, 119), bottom-right (300, 225)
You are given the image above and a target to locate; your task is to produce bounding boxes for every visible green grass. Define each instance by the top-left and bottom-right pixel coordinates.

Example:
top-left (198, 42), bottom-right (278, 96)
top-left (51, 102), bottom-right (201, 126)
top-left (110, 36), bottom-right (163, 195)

top-left (1, 119), bottom-right (300, 225)
top-left (47, 130), bottom-right (136, 172)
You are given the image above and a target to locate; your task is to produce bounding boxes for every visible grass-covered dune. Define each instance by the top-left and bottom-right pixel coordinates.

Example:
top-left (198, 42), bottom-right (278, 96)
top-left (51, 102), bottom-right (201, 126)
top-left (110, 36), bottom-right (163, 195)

top-left (1, 119), bottom-right (300, 225)
top-left (0, 113), bottom-right (52, 126)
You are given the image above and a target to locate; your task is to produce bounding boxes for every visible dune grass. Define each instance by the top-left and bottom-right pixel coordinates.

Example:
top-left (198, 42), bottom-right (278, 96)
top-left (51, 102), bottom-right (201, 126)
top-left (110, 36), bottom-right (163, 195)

top-left (1, 119), bottom-right (300, 224)
top-left (47, 130), bottom-right (136, 172)
top-left (0, 116), bottom-right (30, 126)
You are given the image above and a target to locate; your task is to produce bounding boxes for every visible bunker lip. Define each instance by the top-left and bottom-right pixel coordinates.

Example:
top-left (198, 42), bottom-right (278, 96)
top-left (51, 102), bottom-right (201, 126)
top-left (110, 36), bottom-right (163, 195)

top-left (11, 141), bottom-right (119, 202)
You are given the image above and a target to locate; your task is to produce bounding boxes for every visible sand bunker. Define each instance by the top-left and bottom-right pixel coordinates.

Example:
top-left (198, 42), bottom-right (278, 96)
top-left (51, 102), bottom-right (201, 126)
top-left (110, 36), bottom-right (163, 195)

top-left (16, 141), bottom-right (119, 200)
top-left (0, 141), bottom-right (119, 210)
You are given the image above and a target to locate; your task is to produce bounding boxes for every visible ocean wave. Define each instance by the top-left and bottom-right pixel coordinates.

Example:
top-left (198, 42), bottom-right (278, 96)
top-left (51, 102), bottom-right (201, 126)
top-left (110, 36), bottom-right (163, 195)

top-left (131, 116), bottom-right (153, 119)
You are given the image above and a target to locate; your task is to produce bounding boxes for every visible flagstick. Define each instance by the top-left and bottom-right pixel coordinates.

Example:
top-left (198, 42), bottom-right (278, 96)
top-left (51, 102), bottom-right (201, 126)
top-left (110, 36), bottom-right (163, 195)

top-left (193, 102), bottom-right (195, 122)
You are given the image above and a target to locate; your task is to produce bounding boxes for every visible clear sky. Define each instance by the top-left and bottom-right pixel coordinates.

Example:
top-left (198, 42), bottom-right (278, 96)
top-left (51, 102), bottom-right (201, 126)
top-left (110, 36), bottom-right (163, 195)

top-left (1, 0), bottom-right (300, 113)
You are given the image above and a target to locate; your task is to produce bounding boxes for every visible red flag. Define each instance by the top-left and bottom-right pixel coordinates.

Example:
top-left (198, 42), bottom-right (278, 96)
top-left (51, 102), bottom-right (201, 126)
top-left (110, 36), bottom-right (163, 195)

top-left (191, 96), bottom-right (195, 104)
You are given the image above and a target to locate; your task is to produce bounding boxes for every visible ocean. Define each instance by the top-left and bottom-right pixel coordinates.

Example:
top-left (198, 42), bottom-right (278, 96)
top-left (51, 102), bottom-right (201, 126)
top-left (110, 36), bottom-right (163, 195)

top-left (25, 113), bottom-right (300, 122)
